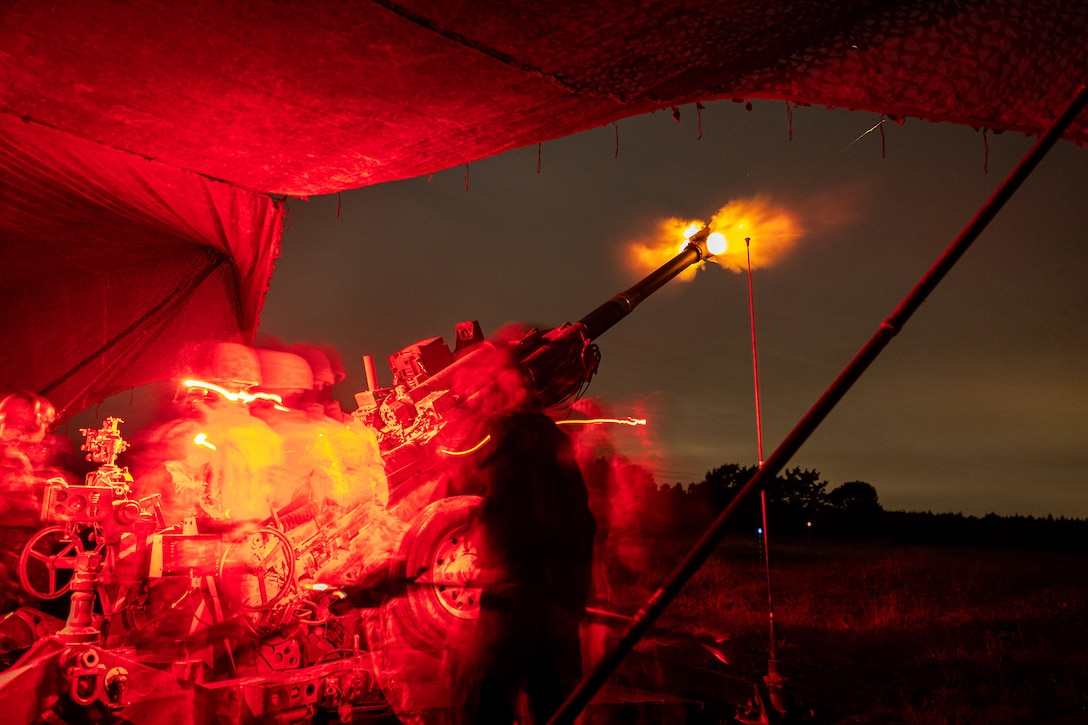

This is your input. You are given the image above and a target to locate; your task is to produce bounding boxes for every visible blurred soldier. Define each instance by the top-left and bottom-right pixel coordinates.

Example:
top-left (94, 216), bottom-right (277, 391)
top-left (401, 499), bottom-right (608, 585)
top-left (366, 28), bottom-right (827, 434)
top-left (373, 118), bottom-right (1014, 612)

top-left (125, 343), bottom-right (289, 524)
top-left (448, 401), bottom-right (597, 725)
top-left (1, 390), bottom-right (59, 468)
top-left (0, 390), bottom-right (75, 509)
top-left (0, 391), bottom-right (72, 610)
top-left (289, 342), bottom-right (350, 421)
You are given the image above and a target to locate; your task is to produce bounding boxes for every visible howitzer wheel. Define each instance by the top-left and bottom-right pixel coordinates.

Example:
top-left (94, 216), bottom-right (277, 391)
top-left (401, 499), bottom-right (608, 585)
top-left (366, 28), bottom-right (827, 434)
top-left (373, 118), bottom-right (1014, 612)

top-left (386, 495), bottom-right (482, 651)
top-left (18, 526), bottom-right (100, 600)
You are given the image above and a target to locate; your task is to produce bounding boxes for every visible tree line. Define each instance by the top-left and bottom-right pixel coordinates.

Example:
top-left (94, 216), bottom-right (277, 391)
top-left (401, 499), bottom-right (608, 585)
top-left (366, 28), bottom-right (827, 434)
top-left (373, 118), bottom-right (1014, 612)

top-left (645, 463), bottom-right (1088, 552)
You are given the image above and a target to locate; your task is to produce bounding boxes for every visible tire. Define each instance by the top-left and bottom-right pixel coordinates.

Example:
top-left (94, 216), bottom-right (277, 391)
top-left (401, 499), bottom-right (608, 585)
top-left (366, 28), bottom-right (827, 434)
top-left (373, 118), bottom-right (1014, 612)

top-left (386, 495), bottom-right (482, 651)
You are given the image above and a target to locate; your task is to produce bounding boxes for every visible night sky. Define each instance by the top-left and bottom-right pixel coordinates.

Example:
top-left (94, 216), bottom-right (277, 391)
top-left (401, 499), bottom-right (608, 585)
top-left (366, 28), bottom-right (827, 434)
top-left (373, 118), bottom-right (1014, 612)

top-left (260, 100), bottom-right (1087, 519)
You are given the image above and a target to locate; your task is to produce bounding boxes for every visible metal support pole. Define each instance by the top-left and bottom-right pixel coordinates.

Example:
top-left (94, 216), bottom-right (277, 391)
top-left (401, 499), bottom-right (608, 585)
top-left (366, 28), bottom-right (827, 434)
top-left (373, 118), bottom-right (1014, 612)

top-left (548, 85), bottom-right (1088, 725)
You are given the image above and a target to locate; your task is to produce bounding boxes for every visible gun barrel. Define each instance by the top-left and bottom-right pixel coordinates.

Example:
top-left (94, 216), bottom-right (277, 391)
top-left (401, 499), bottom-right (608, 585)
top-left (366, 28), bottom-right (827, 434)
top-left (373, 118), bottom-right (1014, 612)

top-left (578, 228), bottom-right (711, 340)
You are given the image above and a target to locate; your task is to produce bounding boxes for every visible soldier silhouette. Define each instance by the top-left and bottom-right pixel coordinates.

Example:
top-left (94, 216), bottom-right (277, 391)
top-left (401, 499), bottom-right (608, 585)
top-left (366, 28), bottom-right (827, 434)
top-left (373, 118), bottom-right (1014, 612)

top-left (447, 398), bottom-right (597, 724)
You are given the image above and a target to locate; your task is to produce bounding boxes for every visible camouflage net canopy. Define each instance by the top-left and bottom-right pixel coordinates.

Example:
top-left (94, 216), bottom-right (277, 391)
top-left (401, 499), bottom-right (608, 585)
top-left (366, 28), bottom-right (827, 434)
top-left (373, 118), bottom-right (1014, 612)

top-left (2, 0), bottom-right (1086, 415)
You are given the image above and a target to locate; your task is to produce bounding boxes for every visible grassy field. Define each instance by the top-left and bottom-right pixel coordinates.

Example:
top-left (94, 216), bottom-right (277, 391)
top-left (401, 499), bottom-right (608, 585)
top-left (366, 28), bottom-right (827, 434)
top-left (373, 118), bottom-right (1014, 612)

top-left (603, 535), bottom-right (1088, 724)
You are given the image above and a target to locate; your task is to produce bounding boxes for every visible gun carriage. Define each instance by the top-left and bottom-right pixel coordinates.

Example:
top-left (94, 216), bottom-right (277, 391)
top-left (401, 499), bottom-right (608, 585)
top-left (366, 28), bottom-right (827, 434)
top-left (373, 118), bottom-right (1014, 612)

top-left (0, 232), bottom-right (720, 723)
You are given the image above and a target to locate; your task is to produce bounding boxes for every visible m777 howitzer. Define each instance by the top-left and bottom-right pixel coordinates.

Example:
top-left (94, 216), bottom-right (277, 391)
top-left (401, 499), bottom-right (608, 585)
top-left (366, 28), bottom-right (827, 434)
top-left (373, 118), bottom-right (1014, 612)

top-left (353, 227), bottom-right (715, 502)
top-left (330, 227), bottom-right (718, 655)
top-left (0, 229), bottom-right (726, 724)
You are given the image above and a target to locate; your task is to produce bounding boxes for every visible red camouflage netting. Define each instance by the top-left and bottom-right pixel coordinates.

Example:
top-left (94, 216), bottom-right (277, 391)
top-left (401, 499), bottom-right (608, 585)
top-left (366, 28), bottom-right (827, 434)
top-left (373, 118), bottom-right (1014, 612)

top-left (1, 0), bottom-right (1085, 415)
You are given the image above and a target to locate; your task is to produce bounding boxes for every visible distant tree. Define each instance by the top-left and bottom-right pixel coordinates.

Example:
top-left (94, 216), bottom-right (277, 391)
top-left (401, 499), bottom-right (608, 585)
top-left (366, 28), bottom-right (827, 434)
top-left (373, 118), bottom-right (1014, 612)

top-left (772, 467), bottom-right (828, 514)
top-left (827, 481), bottom-right (882, 514)
top-left (823, 480), bottom-right (883, 538)
top-left (701, 463), bottom-right (757, 510)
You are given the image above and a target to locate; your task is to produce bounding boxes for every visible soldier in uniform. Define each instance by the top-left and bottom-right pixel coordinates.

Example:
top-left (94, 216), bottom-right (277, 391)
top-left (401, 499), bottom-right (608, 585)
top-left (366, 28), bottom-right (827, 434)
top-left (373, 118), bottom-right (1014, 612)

top-left (0, 391), bottom-right (73, 611)
top-left (447, 400), bottom-right (597, 724)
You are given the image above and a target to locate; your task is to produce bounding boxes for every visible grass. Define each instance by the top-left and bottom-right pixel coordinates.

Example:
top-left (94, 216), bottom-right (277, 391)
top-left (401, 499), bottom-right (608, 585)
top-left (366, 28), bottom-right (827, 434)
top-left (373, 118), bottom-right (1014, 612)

top-left (600, 535), bottom-right (1088, 724)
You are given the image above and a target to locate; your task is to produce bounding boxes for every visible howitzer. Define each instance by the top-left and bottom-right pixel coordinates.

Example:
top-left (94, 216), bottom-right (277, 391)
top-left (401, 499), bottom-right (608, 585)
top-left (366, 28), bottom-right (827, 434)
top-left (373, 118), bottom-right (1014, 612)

top-left (0, 228), bottom-right (730, 723)
top-left (179, 228), bottom-right (716, 650)
top-left (355, 227), bottom-right (715, 500)
top-left (337, 227), bottom-right (716, 654)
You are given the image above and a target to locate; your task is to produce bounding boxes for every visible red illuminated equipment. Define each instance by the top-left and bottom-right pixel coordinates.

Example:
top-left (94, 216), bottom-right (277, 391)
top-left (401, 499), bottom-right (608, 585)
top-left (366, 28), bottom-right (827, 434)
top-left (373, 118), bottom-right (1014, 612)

top-left (0, 235), bottom-right (736, 724)
top-left (354, 228), bottom-right (714, 499)
top-left (4, 5), bottom-right (1086, 720)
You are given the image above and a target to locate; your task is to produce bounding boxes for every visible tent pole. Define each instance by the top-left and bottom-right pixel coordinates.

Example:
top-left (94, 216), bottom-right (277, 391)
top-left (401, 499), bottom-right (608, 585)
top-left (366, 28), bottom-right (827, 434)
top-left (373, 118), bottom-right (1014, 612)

top-left (547, 84), bottom-right (1088, 725)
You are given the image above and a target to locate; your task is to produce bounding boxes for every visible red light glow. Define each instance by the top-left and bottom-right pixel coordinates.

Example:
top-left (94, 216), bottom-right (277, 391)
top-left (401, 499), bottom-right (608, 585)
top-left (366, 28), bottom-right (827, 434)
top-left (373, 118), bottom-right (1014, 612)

top-left (439, 435), bottom-right (492, 456)
top-left (437, 418), bottom-right (647, 456)
top-left (557, 417), bottom-right (647, 427)
top-left (184, 379), bottom-right (290, 411)
top-left (193, 432), bottom-right (217, 450)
